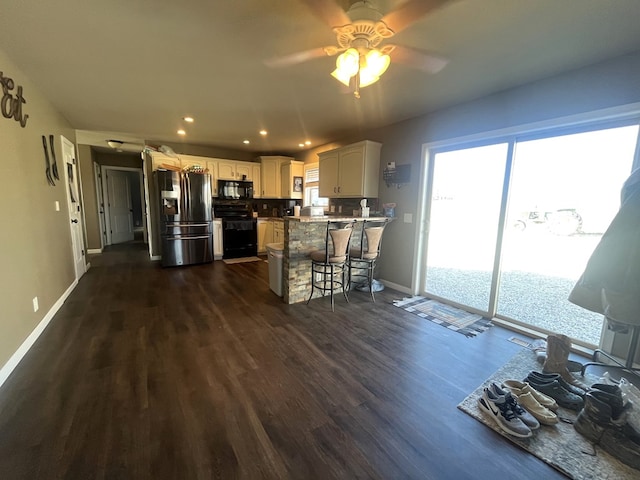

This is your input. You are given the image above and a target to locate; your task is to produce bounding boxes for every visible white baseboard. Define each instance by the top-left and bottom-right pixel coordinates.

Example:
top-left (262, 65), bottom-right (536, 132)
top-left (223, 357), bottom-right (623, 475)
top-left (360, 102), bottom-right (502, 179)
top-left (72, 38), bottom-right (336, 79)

top-left (0, 280), bottom-right (78, 390)
top-left (150, 255), bottom-right (161, 261)
top-left (378, 279), bottom-right (413, 295)
top-left (87, 248), bottom-right (102, 254)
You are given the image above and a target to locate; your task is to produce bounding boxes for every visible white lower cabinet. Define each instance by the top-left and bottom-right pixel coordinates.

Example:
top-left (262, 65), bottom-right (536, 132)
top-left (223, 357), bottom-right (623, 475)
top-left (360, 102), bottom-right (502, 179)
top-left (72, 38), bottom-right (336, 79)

top-left (273, 220), bottom-right (284, 244)
top-left (213, 219), bottom-right (223, 260)
top-left (257, 218), bottom-right (284, 253)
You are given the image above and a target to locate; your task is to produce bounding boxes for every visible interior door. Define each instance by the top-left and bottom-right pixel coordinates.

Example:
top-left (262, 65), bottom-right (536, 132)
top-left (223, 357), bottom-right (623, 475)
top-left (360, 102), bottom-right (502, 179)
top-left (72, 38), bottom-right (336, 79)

top-left (61, 136), bottom-right (86, 280)
top-left (106, 169), bottom-right (134, 244)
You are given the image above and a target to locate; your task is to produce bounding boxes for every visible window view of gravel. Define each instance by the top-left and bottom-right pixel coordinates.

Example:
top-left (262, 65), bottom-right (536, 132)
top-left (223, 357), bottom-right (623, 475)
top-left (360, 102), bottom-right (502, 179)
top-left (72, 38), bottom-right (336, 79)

top-left (425, 125), bottom-right (639, 347)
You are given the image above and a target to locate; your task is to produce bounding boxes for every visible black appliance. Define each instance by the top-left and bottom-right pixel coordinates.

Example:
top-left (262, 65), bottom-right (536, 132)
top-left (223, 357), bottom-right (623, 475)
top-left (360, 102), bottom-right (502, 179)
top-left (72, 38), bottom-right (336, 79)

top-left (218, 180), bottom-right (253, 200)
top-left (214, 202), bottom-right (257, 259)
top-left (155, 170), bottom-right (213, 267)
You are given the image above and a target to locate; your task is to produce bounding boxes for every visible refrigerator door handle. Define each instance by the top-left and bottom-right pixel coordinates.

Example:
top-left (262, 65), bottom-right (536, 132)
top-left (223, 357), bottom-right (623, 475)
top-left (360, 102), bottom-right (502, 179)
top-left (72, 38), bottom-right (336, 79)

top-left (166, 235), bottom-right (212, 241)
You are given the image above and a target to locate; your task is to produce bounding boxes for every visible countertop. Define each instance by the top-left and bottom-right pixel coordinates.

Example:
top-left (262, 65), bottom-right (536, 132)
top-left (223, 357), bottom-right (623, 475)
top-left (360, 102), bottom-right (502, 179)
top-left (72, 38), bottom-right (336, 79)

top-left (284, 215), bottom-right (391, 223)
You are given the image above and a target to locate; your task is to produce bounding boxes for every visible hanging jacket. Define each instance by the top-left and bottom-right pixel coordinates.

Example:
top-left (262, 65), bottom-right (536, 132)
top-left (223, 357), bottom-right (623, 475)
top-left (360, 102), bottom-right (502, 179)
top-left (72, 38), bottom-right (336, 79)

top-left (568, 168), bottom-right (640, 332)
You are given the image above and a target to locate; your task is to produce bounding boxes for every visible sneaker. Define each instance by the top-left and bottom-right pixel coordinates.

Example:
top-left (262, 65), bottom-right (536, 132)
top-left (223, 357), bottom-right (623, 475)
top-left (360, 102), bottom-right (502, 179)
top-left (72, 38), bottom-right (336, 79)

top-left (491, 383), bottom-right (540, 430)
top-left (478, 387), bottom-right (533, 438)
top-left (527, 371), bottom-right (587, 397)
top-left (524, 377), bottom-right (584, 411)
top-left (502, 379), bottom-right (559, 411)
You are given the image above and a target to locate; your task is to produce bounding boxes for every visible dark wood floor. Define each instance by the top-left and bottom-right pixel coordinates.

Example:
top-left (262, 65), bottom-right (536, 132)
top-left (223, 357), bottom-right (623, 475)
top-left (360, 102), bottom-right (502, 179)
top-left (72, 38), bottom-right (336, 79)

top-left (0, 242), bottom-right (568, 480)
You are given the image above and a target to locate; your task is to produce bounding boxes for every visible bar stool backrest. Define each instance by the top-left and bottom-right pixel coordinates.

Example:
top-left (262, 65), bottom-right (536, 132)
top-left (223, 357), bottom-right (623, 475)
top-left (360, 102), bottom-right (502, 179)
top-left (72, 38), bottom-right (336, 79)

top-left (353, 219), bottom-right (389, 260)
top-left (324, 221), bottom-right (356, 263)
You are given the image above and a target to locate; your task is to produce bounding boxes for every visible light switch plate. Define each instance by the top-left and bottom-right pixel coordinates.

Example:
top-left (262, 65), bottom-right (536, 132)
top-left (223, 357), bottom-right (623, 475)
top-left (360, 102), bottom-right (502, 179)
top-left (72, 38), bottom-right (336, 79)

top-left (403, 213), bottom-right (413, 223)
top-left (55, 201), bottom-right (60, 211)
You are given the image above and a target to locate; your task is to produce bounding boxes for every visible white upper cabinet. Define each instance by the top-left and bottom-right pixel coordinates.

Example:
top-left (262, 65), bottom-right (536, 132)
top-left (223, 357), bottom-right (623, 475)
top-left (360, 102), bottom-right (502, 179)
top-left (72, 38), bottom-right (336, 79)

top-left (318, 140), bottom-right (382, 198)
top-left (281, 160), bottom-right (304, 200)
top-left (259, 156), bottom-right (294, 198)
top-left (150, 152), bottom-right (181, 170)
top-left (217, 159), bottom-right (258, 181)
top-left (252, 163), bottom-right (262, 199)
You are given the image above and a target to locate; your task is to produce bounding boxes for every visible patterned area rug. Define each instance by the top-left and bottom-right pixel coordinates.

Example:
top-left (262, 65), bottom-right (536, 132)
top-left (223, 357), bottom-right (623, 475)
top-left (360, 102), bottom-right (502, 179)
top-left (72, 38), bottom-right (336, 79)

top-left (222, 256), bottom-right (262, 265)
top-left (392, 296), bottom-right (493, 337)
top-left (458, 348), bottom-right (640, 479)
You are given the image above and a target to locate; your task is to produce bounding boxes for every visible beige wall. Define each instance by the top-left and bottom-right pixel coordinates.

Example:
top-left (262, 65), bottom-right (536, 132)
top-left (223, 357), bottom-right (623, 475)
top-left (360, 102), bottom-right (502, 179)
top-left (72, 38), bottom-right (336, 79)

top-left (0, 47), bottom-right (77, 369)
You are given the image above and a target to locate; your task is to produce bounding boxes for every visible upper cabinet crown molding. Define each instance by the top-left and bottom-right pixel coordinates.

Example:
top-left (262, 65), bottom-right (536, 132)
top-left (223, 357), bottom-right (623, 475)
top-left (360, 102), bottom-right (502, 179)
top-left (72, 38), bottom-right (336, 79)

top-left (318, 140), bottom-right (382, 198)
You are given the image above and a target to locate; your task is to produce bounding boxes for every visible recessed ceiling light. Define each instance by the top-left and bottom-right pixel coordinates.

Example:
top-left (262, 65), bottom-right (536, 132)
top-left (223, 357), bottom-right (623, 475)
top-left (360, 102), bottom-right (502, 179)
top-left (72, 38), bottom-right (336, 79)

top-left (305, 140), bottom-right (311, 145)
top-left (243, 140), bottom-right (250, 144)
top-left (183, 116), bottom-right (194, 123)
top-left (259, 130), bottom-right (268, 136)
top-left (177, 129), bottom-right (186, 135)
top-left (298, 143), bottom-right (304, 147)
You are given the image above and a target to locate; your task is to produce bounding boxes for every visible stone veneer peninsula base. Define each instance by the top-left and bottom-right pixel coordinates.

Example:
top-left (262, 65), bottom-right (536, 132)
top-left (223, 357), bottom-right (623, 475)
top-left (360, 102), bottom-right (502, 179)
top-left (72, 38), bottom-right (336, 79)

top-left (282, 216), bottom-right (390, 304)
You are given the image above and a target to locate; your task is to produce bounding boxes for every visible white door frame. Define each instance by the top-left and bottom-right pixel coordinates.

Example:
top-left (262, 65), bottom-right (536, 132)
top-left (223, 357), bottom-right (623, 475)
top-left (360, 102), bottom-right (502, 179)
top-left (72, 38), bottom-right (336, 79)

top-left (101, 165), bottom-right (146, 245)
top-left (93, 161), bottom-right (106, 250)
top-left (61, 135), bottom-right (87, 280)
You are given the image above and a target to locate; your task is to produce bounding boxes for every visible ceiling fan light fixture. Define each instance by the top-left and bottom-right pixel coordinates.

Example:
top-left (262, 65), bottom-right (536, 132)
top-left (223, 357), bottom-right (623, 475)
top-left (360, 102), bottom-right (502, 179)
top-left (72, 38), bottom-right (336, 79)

top-left (358, 49), bottom-right (389, 87)
top-left (364, 48), bottom-right (390, 76)
top-left (332, 47), bottom-right (360, 85)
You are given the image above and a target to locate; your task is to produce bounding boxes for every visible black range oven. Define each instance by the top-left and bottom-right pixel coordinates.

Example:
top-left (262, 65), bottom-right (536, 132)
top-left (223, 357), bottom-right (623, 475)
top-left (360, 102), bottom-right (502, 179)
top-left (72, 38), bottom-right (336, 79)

top-left (214, 202), bottom-right (257, 259)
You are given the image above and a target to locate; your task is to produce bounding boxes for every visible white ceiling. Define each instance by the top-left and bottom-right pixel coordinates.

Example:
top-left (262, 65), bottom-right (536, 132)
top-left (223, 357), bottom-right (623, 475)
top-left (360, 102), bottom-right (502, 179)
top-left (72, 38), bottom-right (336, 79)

top-left (2, 0), bottom-right (640, 154)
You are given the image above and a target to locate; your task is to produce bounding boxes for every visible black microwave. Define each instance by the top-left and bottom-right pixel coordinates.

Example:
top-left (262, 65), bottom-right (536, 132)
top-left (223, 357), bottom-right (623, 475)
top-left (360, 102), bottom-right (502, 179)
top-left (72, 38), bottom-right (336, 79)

top-left (218, 180), bottom-right (253, 199)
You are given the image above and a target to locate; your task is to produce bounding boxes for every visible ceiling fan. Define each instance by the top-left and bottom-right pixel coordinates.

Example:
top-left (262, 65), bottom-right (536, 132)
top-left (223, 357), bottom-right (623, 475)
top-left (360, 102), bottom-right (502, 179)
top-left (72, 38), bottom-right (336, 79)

top-left (265, 0), bottom-right (453, 97)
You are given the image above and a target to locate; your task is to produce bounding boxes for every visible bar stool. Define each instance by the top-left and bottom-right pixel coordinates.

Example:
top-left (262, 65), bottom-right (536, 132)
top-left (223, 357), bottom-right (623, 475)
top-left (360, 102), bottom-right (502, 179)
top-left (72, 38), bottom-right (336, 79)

top-left (307, 220), bottom-right (356, 311)
top-left (348, 218), bottom-right (389, 301)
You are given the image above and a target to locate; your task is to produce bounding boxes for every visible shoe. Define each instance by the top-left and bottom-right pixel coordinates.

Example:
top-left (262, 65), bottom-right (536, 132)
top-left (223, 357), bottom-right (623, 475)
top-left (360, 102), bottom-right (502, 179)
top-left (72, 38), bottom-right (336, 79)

top-left (512, 391), bottom-right (559, 425)
top-left (526, 371), bottom-right (587, 397)
top-left (542, 334), bottom-right (589, 390)
top-left (478, 387), bottom-right (532, 438)
top-left (598, 372), bottom-right (633, 406)
top-left (574, 389), bottom-right (640, 470)
top-left (502, 379), bottom-right (559, 411)
top-left (490, 383), bottom-right (540, 430)
top-left (524, 376), bottom-right (584, 411)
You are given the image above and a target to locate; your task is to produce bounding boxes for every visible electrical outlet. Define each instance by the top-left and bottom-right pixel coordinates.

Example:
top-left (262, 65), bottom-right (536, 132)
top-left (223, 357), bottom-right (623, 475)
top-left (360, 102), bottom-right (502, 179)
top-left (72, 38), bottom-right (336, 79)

top-left (404, 213), bottom-right (413, 223)
top-left (32, 297), bottom-right (39, 312)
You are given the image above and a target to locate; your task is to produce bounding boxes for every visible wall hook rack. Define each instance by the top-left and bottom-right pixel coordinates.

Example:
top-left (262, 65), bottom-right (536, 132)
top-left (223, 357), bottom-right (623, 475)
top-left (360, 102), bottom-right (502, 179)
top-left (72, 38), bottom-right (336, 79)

top-left (383, 163), bottom-right (411, 188)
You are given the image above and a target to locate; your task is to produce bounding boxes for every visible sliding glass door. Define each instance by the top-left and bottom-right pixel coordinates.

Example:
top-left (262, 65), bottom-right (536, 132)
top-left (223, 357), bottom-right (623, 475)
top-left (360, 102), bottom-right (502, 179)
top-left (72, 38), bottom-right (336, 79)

top-left (424, 143), bottom-right (508, 312)
top-left (498, 126), bottom-right (638, 345)
top-left (422, 122), bottom-right (639, 346)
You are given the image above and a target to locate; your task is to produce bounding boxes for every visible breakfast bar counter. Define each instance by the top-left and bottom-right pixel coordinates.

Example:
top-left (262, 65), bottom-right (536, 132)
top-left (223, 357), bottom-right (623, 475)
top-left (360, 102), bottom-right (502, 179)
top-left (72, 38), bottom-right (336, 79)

top-left (282, 215), bottom-right (389, 304)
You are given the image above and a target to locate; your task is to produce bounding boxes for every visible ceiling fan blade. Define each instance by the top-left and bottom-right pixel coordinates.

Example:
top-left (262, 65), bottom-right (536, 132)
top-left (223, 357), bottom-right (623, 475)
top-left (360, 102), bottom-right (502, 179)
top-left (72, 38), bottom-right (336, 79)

top-left (389, 45), bottom-right (449, 74)
top-left (299, 0), bottom-right (352, 28)
top-left (264, 47), bottom-right (332, 68)
top-left (381, 0), bottom-right (452, 34)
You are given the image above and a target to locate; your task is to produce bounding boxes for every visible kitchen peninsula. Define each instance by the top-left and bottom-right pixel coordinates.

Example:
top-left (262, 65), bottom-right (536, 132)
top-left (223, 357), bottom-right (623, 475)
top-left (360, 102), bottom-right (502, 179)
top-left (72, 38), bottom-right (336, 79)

top-left (282, 215), bottom-right (390, 304)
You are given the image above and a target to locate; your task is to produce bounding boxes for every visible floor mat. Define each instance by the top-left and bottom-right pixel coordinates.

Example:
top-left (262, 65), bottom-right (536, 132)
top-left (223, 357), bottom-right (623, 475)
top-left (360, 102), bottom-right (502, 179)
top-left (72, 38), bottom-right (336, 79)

top-left (392, 296), bottom-right (493, 337)
top-left (457, 348), bottom-right (640, 479)
top-left (222, 256), bottom-right (262, 264)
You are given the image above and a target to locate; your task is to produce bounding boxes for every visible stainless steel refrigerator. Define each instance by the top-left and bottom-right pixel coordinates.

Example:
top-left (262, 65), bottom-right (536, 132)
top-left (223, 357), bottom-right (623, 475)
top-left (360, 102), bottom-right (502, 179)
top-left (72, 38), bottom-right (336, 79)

top-left (155, 170), bottom-right (213, 267)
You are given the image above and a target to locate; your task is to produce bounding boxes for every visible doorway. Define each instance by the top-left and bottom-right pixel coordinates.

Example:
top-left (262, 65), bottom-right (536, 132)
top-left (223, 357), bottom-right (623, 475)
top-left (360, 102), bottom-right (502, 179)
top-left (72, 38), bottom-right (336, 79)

top-left (421, 121), bottom-right (639, 348)
top-left (101, 166), bottom-right (147, 245)
top-left (61, 136), bottom-right (87, 280)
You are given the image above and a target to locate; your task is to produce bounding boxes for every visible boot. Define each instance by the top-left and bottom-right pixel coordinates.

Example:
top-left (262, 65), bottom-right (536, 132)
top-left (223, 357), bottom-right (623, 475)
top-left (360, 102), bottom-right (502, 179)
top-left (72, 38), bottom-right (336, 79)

top-left (574, 389), bottom-right (640, 470)
top-left (542, 334), bottom-right (589, 390)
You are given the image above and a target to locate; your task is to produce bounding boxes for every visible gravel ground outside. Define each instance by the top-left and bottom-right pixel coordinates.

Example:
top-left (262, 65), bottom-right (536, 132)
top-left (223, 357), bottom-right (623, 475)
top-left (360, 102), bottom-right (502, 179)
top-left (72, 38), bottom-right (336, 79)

top-left (426, 226), bottom-right (606, 347)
